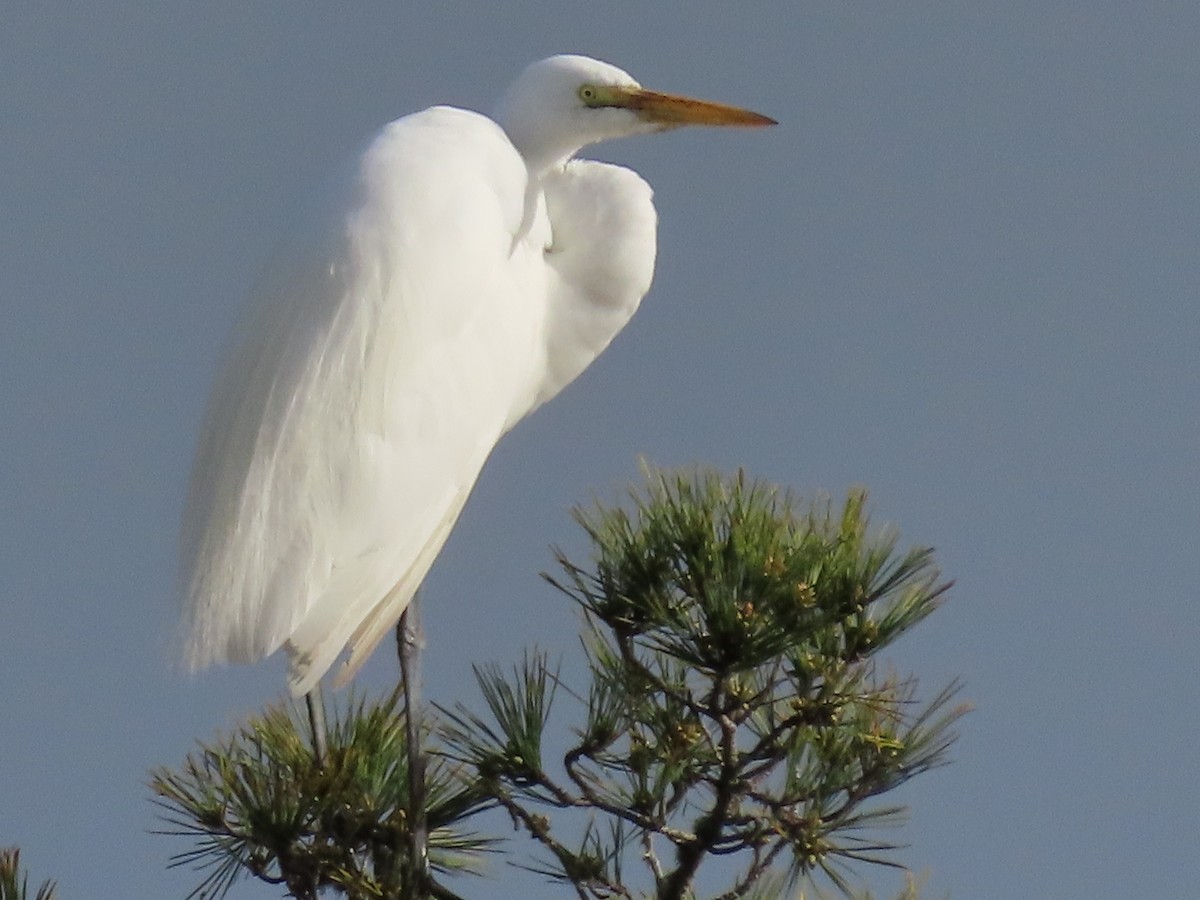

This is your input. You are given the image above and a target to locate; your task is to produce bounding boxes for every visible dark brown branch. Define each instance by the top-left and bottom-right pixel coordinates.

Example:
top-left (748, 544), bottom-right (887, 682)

top-left (655, 696), bottom-right (740, 900)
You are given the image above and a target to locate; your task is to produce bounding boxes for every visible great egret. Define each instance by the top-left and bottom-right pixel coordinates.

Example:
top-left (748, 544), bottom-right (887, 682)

top-left (182, 55), bottom-right (774, 697)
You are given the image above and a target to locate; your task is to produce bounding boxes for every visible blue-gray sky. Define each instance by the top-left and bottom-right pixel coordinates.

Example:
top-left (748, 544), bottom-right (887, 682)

top-left (2, 3), bottom-right (1197, 898)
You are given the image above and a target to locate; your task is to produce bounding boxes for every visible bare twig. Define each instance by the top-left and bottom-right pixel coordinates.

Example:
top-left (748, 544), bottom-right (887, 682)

top-left (642, 829), bottom-right (665, 886)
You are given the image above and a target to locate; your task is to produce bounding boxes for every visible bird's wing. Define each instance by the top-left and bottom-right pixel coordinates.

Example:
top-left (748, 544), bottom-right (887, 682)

top-left (182, 107), bottom-right (550, 693)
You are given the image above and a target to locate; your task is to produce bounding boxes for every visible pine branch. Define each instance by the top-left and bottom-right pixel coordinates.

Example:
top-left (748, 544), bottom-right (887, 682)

top-left (0, 849), bottom-right (57, 900)
top-left (151, 689), bottom-right (494, 899)
top-left (155, 466), bottom-right (963, 899)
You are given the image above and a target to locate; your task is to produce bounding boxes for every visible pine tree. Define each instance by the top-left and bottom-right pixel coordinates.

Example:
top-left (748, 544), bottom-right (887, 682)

top-left (153, 468), bottom-right (967, 899)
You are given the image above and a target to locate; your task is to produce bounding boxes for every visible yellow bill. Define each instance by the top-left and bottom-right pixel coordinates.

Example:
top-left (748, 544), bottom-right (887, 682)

top-left (605, 85), bottom-right (777, 128)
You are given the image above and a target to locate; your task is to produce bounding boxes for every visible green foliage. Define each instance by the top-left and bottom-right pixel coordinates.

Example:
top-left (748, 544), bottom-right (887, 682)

top-left (0, 849), bottom-right (56, 900)
top-left (442, 469), bottom-right (965, 898)
top-left (154, 467), bottom-right (965, 899)
top-left (151, 689), bottom-right (492, 899)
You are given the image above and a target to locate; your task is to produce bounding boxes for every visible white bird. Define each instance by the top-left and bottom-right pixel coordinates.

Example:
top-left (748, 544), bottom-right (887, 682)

top-left (181, 55), bottom-right (774, 696)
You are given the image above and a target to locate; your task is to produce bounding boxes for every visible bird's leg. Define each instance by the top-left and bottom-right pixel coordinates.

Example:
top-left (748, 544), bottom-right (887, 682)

top-left (304, 683), bottom-right (328, 768)
top-left (397, 597), bottom-right (428, 893)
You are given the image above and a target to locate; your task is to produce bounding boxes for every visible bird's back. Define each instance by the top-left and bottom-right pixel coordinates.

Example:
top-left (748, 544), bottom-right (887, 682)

top-left (182, 106), bottom-right (549, 693)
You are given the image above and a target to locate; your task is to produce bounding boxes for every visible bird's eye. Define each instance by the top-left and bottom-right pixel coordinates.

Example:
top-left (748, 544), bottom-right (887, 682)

top-left (578, 85), bottom-right (598, 105)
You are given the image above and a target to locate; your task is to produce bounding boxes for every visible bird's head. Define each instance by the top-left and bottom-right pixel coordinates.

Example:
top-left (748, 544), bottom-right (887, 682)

top-left (495, 54), bottom-right (775, 175)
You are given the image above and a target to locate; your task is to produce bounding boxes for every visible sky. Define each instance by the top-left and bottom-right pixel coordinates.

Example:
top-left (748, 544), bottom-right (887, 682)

top-left (1, 2), bottom-right (1197, 898)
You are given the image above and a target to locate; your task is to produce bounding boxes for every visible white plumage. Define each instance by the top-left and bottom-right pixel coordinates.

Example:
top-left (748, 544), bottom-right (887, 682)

top-left (181, 55), bottom-right (773, 695)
